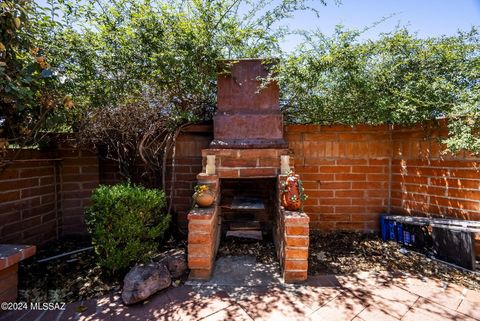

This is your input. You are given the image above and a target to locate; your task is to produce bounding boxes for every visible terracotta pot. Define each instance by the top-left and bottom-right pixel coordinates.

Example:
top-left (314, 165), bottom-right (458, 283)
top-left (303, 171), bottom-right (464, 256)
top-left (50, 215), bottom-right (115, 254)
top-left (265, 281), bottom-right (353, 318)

top-left (195, 191), bottom-right (215, 207)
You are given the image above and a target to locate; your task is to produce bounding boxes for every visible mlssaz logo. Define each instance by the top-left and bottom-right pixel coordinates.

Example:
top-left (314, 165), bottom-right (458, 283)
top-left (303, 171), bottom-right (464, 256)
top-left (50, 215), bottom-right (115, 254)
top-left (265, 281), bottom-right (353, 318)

top-left (30, 302), bottom-right (66, 310)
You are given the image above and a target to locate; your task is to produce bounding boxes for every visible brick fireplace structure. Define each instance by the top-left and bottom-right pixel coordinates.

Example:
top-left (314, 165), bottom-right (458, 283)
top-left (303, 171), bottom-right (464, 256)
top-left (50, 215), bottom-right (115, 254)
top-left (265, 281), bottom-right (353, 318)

top-left (187, 59), bottom-right (310, 283)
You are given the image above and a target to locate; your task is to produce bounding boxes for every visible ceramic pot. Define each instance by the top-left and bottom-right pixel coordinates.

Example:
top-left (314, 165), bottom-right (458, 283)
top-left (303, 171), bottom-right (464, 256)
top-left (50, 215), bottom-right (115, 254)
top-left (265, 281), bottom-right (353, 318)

top-left (281, 173), bottom-right (302, 211)
top-left (195, 191), bottom-right (215, 207)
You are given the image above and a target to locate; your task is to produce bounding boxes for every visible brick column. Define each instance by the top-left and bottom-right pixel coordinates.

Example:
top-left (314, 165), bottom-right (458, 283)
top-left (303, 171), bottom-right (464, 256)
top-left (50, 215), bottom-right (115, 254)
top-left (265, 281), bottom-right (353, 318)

top-left (187, 174), bottom-right (220, 280)
top-left (274, 174), bottom-right (309, 283)
top-left (0, 245), bottom-right (36, 302)
top-left (282, 210), bottom-right (309, 282)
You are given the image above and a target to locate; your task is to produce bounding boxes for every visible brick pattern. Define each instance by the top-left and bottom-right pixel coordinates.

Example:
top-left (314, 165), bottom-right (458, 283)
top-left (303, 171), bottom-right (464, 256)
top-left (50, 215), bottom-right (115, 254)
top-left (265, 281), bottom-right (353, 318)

top-left (165, 157), bottom-right (203, 230)
top-left (0, 150), bottom-right (60, 245)
top-left (2, 123), bottom-right (480, 247)
top-left (58, 143), bottom-right (99, 236)
top-left (0, 141), bottom-right (100, 245)
top-left (187, 174), bottom-right (220, 279)
top-left (282, 210), bottom-right (309, 282)
top-left (391, 126), bottom-right (480, 255)
top-left (0, 263), bottom-right (18, 303)
top-left (201, 148), bottom-right (290, 179)
top-left (286, 125), bottom-right (391, 231)
top-left (391, 126), bottom-right (480, 220)
top-left (0, 244), bottom-right (36, 302)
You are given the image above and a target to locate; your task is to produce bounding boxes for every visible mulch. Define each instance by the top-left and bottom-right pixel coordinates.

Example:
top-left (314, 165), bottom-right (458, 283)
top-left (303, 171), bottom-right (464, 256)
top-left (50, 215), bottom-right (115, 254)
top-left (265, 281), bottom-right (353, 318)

top-left (308, 231), bottom-right (480, 291)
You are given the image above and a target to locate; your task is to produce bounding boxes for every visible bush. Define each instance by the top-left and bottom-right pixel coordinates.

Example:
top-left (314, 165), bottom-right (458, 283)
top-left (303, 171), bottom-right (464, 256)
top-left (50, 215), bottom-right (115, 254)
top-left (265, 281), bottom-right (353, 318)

top-left (85, 183), bottom-right (170, 272)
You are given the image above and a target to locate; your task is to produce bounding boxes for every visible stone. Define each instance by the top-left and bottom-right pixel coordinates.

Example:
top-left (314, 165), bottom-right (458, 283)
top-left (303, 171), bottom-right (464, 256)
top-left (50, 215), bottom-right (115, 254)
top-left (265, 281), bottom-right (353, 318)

top-left (122, 262), bottom-right (171, 305)
top-left (165, 252), bottom-right (188, 278)
top-left (155, 249), bottom-right (188, 279)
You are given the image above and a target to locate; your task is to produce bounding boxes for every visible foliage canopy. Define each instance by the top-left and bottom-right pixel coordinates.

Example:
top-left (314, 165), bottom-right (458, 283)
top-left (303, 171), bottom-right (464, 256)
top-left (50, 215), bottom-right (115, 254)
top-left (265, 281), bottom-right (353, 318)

top-left (0, 0), bottom-right (72, 156)
top-left (278, 27), bottom-right (480, 153)
top-left (1, 0), bottom-right (479, 160)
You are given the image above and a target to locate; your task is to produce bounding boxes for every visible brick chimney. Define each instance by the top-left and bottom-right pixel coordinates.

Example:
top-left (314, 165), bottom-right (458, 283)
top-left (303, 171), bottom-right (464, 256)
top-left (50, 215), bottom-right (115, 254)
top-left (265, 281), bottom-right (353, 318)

top-left (211, 59), bottom-right (287, 149)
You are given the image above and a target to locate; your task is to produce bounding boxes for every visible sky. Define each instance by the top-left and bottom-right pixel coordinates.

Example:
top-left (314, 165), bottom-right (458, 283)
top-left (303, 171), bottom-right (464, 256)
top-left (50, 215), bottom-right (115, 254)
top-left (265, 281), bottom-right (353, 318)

top-left (280, 0), bottom-right (480, 51)
top-left (35, 0), bottom-right (480, 51)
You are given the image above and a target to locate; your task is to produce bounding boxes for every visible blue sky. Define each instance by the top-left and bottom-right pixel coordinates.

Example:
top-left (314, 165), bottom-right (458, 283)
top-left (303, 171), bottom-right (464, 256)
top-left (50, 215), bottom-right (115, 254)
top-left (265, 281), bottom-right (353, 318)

top-left (280, 0), bottom-right (480, 51)
top-left (36, 0), bottom-right (480, 51)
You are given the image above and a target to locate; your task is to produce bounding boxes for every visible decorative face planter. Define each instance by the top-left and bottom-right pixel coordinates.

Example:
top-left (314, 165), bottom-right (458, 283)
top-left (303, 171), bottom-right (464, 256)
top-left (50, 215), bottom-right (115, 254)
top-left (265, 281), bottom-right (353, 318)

top-left (281, 172), bottom-right (307, 211)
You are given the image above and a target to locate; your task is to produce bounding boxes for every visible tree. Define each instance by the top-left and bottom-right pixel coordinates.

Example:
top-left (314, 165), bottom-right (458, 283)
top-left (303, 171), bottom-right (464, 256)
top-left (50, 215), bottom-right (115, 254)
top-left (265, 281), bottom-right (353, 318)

top-left (48, 0), bottom-right (327, 184)
top-left (278, 26), bottom-right (480, 153)
top-left (0, 0), bottom-right (72, 166)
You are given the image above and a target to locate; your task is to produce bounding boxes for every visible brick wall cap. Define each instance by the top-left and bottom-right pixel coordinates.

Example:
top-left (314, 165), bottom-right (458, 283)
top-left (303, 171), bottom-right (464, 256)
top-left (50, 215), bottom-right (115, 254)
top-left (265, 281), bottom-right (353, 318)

top-left (283, 210), bottom-right (309, 218)
top-left (197, 173), bottom-right (219, 181)
top-left (0, 244), bottom-right (36, 270)
top-left (187, 207), bottom-right (217, 220)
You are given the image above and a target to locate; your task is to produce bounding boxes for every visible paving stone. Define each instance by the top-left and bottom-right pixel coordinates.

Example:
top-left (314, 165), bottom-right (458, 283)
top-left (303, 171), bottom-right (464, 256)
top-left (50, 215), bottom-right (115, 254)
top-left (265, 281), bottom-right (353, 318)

top-left (402, 297), bottom-right (476, 321)
top-left (464, 289), bottom-right (480, 303)
top-left (2, 273), bottom-right (479, 321)
top-left (307, 290), bottom-right (367, 321)
top-left (356, 306), bottom-right (400, 321)
top-left (282, 284), bottom-right (341, 311)
top-left (236, 287), bottom-right (313, 321)
top-left (204, 256), bottom-right (282, 287)
top-left (38, 309), bottom-right (64, 321)
top-left (350, 284), bottom-right (418, 319)
top-left (457, 299), bottom-right (480, 320)
top-left (200, 304), bottom-right (253, 321)
top-left (166, 295), bottom-right (232, 321)
top-left (0, 309), bottom-right (33, 321)
top-left (394, 277), bottom-right (464, 310)
top-left (307, 275), bottom-right (342, 287)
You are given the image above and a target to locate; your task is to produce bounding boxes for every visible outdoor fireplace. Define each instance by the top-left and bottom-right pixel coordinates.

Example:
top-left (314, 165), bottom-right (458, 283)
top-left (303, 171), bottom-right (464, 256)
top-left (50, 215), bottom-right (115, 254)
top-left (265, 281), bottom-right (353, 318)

top-left (220, 178), bottom-right (276, 240)
top-left (187, 59), bottom-right (309, 283)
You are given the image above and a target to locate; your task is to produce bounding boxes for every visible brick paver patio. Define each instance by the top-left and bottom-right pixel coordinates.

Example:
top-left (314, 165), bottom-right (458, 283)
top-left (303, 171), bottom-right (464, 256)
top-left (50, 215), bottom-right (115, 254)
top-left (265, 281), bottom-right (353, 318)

top-left (1, 272), bottom-right (479, 321)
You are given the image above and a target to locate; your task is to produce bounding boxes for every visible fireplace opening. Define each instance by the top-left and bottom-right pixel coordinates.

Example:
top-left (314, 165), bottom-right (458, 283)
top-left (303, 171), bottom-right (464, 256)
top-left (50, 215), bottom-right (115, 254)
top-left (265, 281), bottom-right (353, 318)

top-left (219, 178), bottom-right (277, 241)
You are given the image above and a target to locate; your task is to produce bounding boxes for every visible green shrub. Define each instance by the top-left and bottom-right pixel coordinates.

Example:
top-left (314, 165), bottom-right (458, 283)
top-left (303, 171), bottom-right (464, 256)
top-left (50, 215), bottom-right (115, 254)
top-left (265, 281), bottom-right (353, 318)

top-left (85, 183), bottom-right (170, 272)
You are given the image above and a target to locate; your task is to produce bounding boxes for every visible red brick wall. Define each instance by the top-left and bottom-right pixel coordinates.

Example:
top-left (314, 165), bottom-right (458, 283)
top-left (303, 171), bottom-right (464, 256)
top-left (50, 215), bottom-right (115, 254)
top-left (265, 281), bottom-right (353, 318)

top-left (57, 140), bottom-right (100, 236)
top-left (2, 123), bottom-right (480, 246)
top-left (391, 124), bottom-right (480, 220)
top-left (165, 126), bottom-right (212, 230)
top-left (286, 125), bottom-right (391, 231)
top-left (0, 150), bottom-right (60, 245)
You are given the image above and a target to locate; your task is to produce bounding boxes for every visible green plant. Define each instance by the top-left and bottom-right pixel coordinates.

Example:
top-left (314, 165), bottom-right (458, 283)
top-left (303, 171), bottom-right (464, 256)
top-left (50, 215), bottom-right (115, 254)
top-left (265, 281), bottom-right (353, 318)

top-left (85, 183), bottom-right (170, 273)
top-left (278, 26), bottom-right (480, 154)
top-left (0, 1), bottom-right (73, 144)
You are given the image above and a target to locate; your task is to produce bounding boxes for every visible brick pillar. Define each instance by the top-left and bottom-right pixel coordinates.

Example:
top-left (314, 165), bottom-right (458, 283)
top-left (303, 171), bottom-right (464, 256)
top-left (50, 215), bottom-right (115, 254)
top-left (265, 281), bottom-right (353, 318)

top-left (274, 174), bottom-right (309, 283)
top-left (0, 264), bottom-right (18, 302)
top-left (187, 173), bottom-right (220, 280)
top-left (0, 245), bottom-right (36, 302)
top-left (282, 210), bottom-right (309, 282)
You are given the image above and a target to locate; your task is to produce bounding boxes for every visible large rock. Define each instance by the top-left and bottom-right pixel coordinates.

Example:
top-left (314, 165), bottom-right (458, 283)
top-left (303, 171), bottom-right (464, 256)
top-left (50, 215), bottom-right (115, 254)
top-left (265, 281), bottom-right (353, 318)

top-left (122, 262), bottom-right (171, 305)
top-left (156, 249), bottom-right (188, 278)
